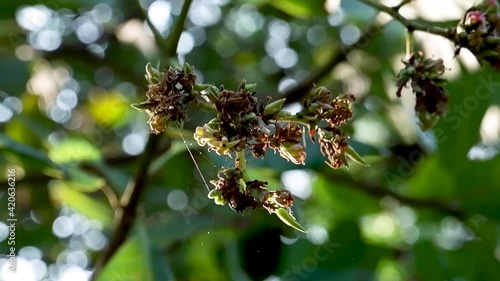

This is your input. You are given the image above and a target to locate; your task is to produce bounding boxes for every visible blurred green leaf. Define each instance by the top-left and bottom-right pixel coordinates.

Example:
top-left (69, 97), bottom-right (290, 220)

top-left (48, 137), bottom-right (101, 164)
top-left (98, 224), bottom-right (171, 281)
top-left (49, 182), bottom-right (113, 226)
top-left (270, 0), bottom-right (327, 18)
top-left (88, 90), bottom-right (131, 128)
top-left (414, 241), bottom-right (446, 281)
top-left (65, 167), bottom-right (105, 192)
top-left (0, 132), bottom-right (61, 169)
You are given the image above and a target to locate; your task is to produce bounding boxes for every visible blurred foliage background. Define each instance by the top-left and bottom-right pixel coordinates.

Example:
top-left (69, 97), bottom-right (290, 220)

top-left (1, 0), bottom-right (500, 280)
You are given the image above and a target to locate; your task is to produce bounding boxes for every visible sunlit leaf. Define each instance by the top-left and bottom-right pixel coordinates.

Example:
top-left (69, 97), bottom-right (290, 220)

top-left (65, 167), bottom-right (105, 193)
top-left (88, 90), bottom-right (131, 128)
top-left (270, 0), bottom-right (327, 18)
top-left (48, 138), bottom-right (101, 164)
top-left (49, 182), bottom-right (113, 226)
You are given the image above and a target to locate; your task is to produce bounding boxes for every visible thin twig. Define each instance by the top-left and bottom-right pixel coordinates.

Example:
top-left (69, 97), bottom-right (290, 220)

top-left (394, 0), bottom-right (413, 11)
top-left (357, 0), bottom-right (456, 39)
top-left (282, 20), bottom-right (383, 104)
top-left (90, 0), bottom-right (193, 279)
top-left (165, 0), bottom-right (193, 57)
top-left (323, 173), bottom-right (465, 219)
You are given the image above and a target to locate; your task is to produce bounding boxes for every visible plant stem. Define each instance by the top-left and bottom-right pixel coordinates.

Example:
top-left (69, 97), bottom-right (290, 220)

top-left (136, 0), bottom-right (169, 55)
top-left (405, 29), bottom-right (415, 58)
top-left (165, 0), bottom-right (193, 57)
top-left (236, 150), bottom-right (251, 183)
top-left (357, 0), bottom-right (455, 39)
top-left (394, 0), bottom-right (413, 11)
top-left (282, 19), bottom-right (383, 104)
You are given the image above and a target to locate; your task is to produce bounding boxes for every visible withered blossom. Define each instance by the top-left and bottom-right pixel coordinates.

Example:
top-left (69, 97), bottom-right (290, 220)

top-left (456, 0), bottom-right (500, 70)
top-left (395, 52), bottom-right (449, 129)
top-left (208, 168), bottom-right (294, 214)
top-left (318, 127), bottom-right (349, 169)
top-left (133, 64), bottom-right (197, 134)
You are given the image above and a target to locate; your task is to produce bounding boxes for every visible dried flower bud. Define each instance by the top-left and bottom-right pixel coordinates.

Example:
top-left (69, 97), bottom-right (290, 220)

top-left (278, 143), bottom-right (307, 165)
top-left (318, 128), bottom-right (349, 169)
top-left (395, 52), bottom-right (449, 129)
top-left (456, 1), bottom-right (500, 70)
top-left (209, 168), bottom-right (294, 214)
top-left (133, 63), bottom-right (197, 134)
top-left (194, 125), bottom-right (241, 155)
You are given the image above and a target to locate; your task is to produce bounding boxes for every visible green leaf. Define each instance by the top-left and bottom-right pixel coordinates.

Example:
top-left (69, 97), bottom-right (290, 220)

top-left (0, 133), bottom-right (61, 169)
top-left (88, 90), bottom-right (131, 128)
top-left (65, 167), bottom-right (105, 193)
top-left (97, 224), bottom-right (171, 281)
top-left (276, 208), bottom-right (308, 233)
top-left (345, 145), bottom-right (370, 167)
top-left (50, 183), bottom-right (113, 226)
top-left (270, 0), bottom-right (327, 18)
top-left (48, 138), bottom-right (101, 164)
top-left (149, 141), bottom-right (188, 175)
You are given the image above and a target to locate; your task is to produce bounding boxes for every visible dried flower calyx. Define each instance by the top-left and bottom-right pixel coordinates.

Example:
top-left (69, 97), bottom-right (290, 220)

top-left (300, 86), bottom-right (354, 127)
top-left (132, 63), bottom-right (197, 134)
top-left (456, 0), bottom-right (500, 70)
top-left (395, 52), bottom-right (449, 130)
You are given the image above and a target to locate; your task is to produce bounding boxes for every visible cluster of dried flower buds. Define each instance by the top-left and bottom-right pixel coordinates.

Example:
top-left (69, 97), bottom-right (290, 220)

top-left (297, 86), bottom-right (359, 168)
top-left (194, 81), bottom-right (309, 165)
top-left (132, 63), bottom-right (196, 134)
top-left (395, 52), bottom-right (449, 130)
top-left (134, 63), bottom-right (368, 233)
top-left (456, 0), bottom-right (500, 70)
top-left (208, 167), bottom-right (306, 232)
top-left (207, 168), bottom-right (292, 213)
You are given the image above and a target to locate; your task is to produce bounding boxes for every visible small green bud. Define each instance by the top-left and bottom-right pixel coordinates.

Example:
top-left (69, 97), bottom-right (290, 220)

top-left (145, 62), bottom-right (161, 84)
top-left (244, 83), bottom-right (257, 92)
top-left (208, 189), bottom-right (222, 199)
top-left (309, 86), bottom-right (327, 99)
top-left (214, 196), bottom-right (226, 205)
top-left (242, 112), bottom-right (257, 121)
top-left (183, 63), bottom-right (194, 74)
top-left (264, 98), bottom-right (286, 115)
top-left (207, 118), bottom-right (221, 129)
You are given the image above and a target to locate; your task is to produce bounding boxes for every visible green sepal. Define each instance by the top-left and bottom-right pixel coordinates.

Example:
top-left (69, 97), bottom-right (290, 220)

top-left (345, 145), bottom-right (370, 167)
top-left (264, 98), bottom-right (286, 115)
top-left (131, 101), bottom-right (156, 111)
top-left (183, 63), bottom-right (194, 74)
top-left (214, 196), bottom-right (226, 205)
top-left (276, 208), bottom-right (308, 233)
top-left (244, 83), bottom-right (257, 92)
top-left (145, 62), bottom-right (161, 84)
top-left (208, 189), bottom-right (221, 199)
